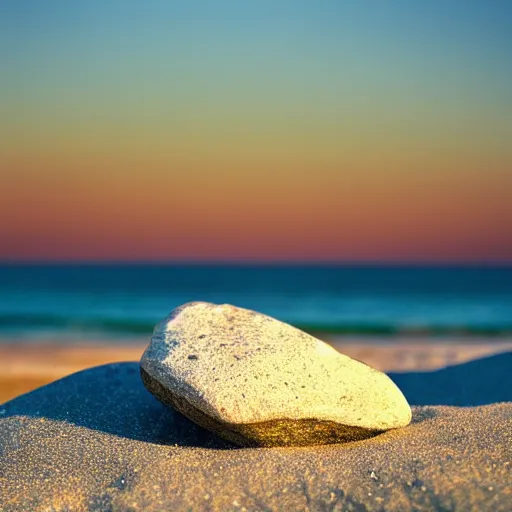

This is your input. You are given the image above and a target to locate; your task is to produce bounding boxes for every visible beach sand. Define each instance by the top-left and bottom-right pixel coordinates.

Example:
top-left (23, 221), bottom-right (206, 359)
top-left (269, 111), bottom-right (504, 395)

top-left (1, 340), bottom-right (511, 511)
top-left (1, 337), bottom-right (512, 403)
top-left (1, 349), bottom-right (511, 511)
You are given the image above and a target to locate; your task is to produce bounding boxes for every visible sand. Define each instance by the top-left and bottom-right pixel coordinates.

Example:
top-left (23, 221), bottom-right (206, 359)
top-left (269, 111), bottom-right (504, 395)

top-left (1, 337), bottom-right (511, 403)
top-left (0, 342), bottom-right (511, 511)
top-left (0, 342), bottom-right (146, 403)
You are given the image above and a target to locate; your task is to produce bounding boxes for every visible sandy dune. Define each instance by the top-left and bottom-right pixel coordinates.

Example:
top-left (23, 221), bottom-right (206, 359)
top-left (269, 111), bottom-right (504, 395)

top-left (0, 347), bottom-right (511, 511)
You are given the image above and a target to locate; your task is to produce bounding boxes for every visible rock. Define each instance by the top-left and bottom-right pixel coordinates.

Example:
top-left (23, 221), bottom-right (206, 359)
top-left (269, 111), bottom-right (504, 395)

top-left (140, 302), bottom-right (412, 447)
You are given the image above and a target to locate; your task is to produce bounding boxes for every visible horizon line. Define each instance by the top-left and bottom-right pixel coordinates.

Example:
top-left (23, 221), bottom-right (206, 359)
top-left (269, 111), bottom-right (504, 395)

top-left (1, 259), bottom-right (512, 267)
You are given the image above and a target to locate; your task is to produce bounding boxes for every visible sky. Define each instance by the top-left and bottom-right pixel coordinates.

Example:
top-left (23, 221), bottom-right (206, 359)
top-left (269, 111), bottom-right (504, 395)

top-left (1, 1), bottom-right (511, 262)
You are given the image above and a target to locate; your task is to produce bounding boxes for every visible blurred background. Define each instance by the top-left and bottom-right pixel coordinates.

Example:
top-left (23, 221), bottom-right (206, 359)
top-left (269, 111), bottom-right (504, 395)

top-left (1, 1), bottom-right (511, 400)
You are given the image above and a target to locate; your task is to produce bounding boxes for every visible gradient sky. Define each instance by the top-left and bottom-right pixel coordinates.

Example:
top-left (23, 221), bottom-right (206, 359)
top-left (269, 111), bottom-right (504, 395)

top-left (1, 1), bottom-right (511, 262)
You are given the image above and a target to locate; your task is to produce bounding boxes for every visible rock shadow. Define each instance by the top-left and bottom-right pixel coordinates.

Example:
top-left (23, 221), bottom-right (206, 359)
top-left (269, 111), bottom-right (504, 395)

top-left (1, 362), bottom-right (235, 448)
top-left (389, 351), bottom-right (512, 406)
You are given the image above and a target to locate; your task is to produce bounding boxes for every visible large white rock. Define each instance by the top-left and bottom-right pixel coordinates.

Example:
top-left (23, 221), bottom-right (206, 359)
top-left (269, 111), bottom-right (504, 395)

top-left (140, 302), bottom-right (412, 446)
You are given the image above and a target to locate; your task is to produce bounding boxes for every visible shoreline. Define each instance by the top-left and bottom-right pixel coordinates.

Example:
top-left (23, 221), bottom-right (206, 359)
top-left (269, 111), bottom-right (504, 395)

top-left (1, 337), bottom-right (511, 404)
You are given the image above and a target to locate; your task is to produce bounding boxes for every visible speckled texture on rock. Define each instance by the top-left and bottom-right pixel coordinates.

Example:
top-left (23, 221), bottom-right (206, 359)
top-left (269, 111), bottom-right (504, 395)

top-left (140, 302), bottom-right (412, 446)
top-left (0, 357), bottom-right (511, 512)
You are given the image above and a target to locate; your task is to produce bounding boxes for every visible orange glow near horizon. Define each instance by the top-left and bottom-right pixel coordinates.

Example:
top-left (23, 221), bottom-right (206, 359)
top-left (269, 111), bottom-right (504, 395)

top-left (2, 142), bottom-right (511, 262)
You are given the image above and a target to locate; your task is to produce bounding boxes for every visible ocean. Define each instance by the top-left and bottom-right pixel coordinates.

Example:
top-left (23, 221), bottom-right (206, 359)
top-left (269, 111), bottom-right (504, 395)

top-left (0, 264), bottom-right (511, 342)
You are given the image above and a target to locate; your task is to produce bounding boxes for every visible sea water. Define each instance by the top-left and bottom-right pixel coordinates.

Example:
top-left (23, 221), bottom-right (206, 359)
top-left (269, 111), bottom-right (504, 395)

top-left (0, 264), bottom-right (511, 341)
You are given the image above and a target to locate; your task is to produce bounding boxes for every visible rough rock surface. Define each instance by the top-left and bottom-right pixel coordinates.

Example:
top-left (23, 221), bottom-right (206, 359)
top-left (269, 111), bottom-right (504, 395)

top-left (1, 354), bottom-right (511, 512)
top-left (140, 302), bottom-right (411, 447)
